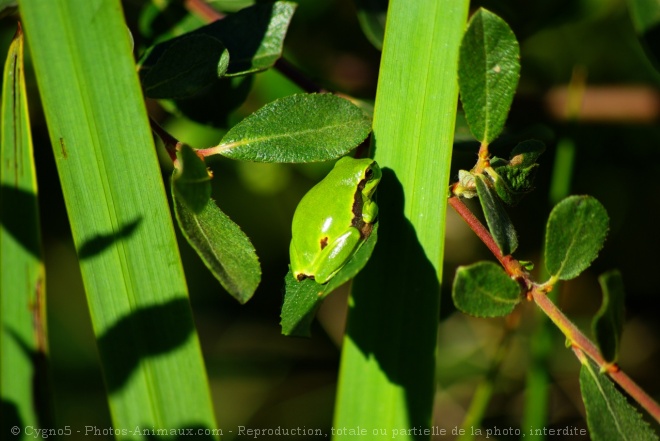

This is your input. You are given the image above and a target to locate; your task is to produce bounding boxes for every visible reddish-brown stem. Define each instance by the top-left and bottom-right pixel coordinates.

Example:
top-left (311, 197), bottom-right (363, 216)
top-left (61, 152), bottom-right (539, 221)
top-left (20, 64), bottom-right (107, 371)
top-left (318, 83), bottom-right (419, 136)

top-left (571, 346), bottom-right (660, 423)
top-left (448, 196), bottom-right (524, 278)
top-left (448, 196), bottom-right (501, 259)
top-left (449, 194), bottom-right (660, 423)
top-left (184, 0), bottom-right (225, 21)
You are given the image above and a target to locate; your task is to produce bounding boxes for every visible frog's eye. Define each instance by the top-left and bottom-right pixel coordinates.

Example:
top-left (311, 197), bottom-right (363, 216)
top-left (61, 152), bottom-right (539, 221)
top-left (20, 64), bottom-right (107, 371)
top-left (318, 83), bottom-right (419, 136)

top-left (364, 168), bottom-right (374, 181)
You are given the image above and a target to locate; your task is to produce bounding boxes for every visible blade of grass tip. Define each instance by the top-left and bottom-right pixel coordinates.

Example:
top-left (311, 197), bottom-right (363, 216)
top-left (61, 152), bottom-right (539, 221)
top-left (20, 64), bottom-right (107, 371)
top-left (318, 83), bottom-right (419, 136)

top-left (19, 0), bottom-right (217, 435)
top-left (333, 0), bottom-right (469, 437)
top-left (1, 24), bottom-right (49, 430)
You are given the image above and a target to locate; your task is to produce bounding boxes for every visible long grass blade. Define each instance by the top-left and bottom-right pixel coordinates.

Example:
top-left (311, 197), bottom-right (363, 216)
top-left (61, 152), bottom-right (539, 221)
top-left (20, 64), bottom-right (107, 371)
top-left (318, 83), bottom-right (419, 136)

top-left (18, 0), bottom-right (217, 435)
top-left (1, 24), bottom-right (48, 435)
top-left (333, 0), bottom-right (469, 436)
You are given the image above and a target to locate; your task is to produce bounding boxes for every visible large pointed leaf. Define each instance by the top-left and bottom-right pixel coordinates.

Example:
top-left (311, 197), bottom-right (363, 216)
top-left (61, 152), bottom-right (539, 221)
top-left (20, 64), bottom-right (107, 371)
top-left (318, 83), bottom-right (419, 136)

top-left (213, 93), bottom-right (372, 163)
top-left (580, 359), bottom-right (658, 440)
top-left (545, 196), bottom-right (609, 281)
top-left (458, 8), bottom-right (520, 144)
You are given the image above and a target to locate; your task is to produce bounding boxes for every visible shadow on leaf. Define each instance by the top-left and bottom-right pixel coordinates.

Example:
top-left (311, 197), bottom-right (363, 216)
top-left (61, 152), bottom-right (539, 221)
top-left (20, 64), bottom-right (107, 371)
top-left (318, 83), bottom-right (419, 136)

top-left (97, 298), bottom-right (195, 393)
top-left (77, 217), bottom-right (142, 260)
top-left (0, 185), bottom-right (41, 259)
top-left (348, 168), bottom-right (440, 439)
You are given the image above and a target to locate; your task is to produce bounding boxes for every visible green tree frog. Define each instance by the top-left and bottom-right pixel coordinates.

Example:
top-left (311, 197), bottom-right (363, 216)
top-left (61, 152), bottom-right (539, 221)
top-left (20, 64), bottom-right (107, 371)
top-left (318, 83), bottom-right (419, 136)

top-left (290, 157), bottom-right (381, 284)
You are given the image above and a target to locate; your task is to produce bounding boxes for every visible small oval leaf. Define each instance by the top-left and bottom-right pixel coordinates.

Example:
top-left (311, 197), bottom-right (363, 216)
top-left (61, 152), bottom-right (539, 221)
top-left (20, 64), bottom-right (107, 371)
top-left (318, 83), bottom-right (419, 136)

top-left (458, 8), bottom-right (520, 143)
top-left (593, 270), bottom-right (626, 364)
top-left (580, 359), bottom-right (658, 441)
top-left (545, 196), bottom-right (609, 281)
top-left (216, 93), bottom-right (372, 163)
top-left (281, 223), bottom-right (378, 337)
top-left (452, 261), bottom-right (522, 317)
top-left (475, 173), bottom-right (518, 255)
top-left (172, 182), bottom-right (261, 304)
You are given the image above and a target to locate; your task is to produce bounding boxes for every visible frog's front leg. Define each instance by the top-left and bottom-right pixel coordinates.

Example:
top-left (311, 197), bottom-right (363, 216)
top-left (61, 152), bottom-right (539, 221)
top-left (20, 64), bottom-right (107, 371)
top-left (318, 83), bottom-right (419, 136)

top-left (361, 198), bottom-right (378, 224)
top-left (310, 227), bottom-right (363, 284)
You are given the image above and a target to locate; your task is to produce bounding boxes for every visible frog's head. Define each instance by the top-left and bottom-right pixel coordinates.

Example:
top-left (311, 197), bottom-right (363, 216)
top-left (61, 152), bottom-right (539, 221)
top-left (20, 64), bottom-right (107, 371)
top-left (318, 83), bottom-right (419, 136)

top-left (361, 160), bottom-right (381, 198)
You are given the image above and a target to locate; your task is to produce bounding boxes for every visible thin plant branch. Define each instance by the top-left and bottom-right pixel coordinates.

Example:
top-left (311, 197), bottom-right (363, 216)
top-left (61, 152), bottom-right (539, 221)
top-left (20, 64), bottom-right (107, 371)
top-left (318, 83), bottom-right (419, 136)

top-left (448, 195), bottom-right (660, 424)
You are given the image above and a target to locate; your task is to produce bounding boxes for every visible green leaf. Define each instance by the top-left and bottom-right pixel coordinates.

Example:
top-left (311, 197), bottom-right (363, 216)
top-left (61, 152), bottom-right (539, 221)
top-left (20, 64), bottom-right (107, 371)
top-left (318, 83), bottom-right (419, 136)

top-left (509, 139), bottom-right (546, 167)
top-left (628, 0), bottom-right (660, 34)
top-left (1, 25), bottom-right (48, 430)
top-left (545, 196), bottom-right (609, 281)
top-left (593, 270), bottom-right (626, 364)
top-left (172, 144), bottom-right (212, 213)
top-left (19, 0), bottom-right (217, 432)
top-left (580, 358), bottom-right (658, 441)
top-left (354, 0), bottom-right (388, 50)
top-left (333, 0), bottom-right (468, 435)
top-left (452, 261), bottom-right (522, 317)
top-left (167, 75), bottom-right (253, 128)
top-left (139, 1), bottom-right (296, 83)
top-left (173, 183), bottom-right (261, 304)
top-left (486, 140), bottom-right (544, 206)
top-left (281, 223), bottom-right (378, 337)
top-left (627, 0), bottom-right (660, 69)
top-left (215, 93), bottom-right (372, 163)
top-left (141, 34), bottom-right (229, 99)
top-left (458, 8), bottom-right (520, 144)
top-left (475, 173), bottom-right (518, 255)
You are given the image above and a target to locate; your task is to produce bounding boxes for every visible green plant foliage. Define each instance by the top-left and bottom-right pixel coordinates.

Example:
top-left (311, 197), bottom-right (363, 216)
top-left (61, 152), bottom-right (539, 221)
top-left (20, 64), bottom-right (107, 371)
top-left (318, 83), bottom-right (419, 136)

top-left (544, 196), bottom-right (609, 281)
top-left (141, 34), bottom-right (229, 99)
top-left (216, 93), bottom-right (372, 162)
top-left (172, 144), bottom-right (212, 213)
top-left (458, 8), bottom-right (520, 144)
top-left (627, 0), bottom-right (660, 67)
top-left (1, 25), bottom-right (46, 431)
top-left (172, 184), bottom-right (261, 304)
top-left (333, 0), bottom-right (468, 436)
top-left (452, 261), bottom-right (522, 317)
top-left (0, 0), bottom-right (16, 17)
top-left (580, 359), bottom-right (658, 441)
top-left (475, 174), bottom-right (518, 255)
top-left (19, 0), bottom-right (218, 432)
top-left (354, 0), bottom-right (387, 50)
top-left (139, 1), bottom-right (296, 85)
top-left (627, 0), bottom-right (660, 34)
top-left (280, 224), bottom-right (378, 337)
top-left (593, 270), bottom-right (626, 364)
top-left (487, 140), bottom-right (545, 205)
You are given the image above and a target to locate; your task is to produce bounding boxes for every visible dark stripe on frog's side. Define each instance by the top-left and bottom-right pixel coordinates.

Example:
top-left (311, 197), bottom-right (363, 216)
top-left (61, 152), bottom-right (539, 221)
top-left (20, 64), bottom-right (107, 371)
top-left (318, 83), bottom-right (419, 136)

top-left (351, 173), bottom-right (374, 240)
